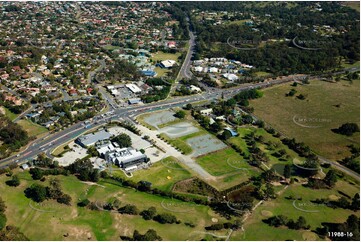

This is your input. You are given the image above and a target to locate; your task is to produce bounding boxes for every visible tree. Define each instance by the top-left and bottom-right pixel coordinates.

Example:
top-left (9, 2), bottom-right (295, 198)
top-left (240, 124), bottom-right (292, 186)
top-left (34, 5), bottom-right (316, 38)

top-left (0, 197), bottom-right (6, 213)
top-left (174, 110), bottom-right (186, 119)
top-left (111, 133), bottom-right (132, 148)
top-left (205, 223), bottom-right (224, 230)
top-left (351, 193), bottom-right (360, 211)
top-left (24, 184), bottom-right (47, 203)
top-left (263, 183), bottom-right (276, 200)
top-left (57, 194), bottom-right (72, 205)
top-left (0, 213), bottom-right (6, 231)
top-left (89, 169), bottom-right (100, 182)
top-left (153, 213), bottom-right (178, 224)
top-left (184, 103), bottom-right (193, 110)
top-left (133, 229), bottom-right (162, 241)
top-left (118, 204), bottom-right (139, 215)
top-left (332, 123), bottom-right (359, 136)
top-left (87, 146), bottom-right (99, 157)
top-left (29, 168), bottom-right (43, 180)
top-left (296, 216), bottom-right (308, 229)
top-left (140, 207), bottom-right (157, 220)
top-left (323, 170), bottom-right (338, 187)
top-left (77, 199), bottom-right (90, 207)
top-left (283, 165), bottom-right (291, 179)
top-left (6, 175), bottom-right (20, 187)
top-left (337, 197), bottom-right (350, 209)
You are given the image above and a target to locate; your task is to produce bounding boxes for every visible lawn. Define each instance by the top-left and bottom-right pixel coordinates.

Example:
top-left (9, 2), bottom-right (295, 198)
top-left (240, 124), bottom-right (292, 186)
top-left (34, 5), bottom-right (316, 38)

top-left (341, 60), bottom-right (360, 69)
top-left (17, 119), bottom-right (48, 138)
top-left (2, 106), bottom-right (19, 121)
top-left (102, 45), bottom-right (120, 51)
top-left (229, 126), bottom-right (307, 172)
top-left (232, 179), bottom-right (360, 241)
top-left (51, 142), bottom-right (71, 157)
top-left (151, 51), bottom-right (181, 63)
top-left (342, 1), bottom-right (360, 12)
top-left (111, 157), bottom-right (193, 192)
top-left (255, 71), bottom-right (272, 77)
top-left (250, 80), bottom-right (360, 160)
top-left (154, 66), bottom-right (170, 77)
top-left (0, 169), bottom-right (229, 241)
top-left (196, 147), bottom-right (254, 176)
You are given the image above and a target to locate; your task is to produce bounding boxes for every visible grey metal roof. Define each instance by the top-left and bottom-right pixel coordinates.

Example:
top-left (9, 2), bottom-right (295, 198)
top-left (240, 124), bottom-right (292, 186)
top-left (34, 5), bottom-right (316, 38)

top-left (77, 130), bottom-right (112, 147)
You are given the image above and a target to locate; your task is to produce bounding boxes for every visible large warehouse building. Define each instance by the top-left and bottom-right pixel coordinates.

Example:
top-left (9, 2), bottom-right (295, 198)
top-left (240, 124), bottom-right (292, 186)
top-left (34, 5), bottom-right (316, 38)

top-left (76, 130), bottom-right (112, 147)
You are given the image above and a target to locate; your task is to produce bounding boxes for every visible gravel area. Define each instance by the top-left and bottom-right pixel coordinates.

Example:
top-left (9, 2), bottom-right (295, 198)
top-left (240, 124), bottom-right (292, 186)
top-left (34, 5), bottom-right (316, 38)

top-left (186, 134), bottom-right (227, 157)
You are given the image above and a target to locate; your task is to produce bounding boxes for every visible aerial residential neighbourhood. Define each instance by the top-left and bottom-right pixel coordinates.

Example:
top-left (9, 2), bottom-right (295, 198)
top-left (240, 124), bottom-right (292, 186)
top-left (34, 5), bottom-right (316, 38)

top-left (0, 1), bottom-right (360, 241)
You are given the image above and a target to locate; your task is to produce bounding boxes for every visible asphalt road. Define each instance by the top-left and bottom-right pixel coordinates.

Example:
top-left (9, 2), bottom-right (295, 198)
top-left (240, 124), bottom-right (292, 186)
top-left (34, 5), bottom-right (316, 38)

top-left (170, 17), bottom-right (196, 96)
top-left (0, 78), bottom-right (292, 168)
top-left (1, 75), bottom-right (359, 182)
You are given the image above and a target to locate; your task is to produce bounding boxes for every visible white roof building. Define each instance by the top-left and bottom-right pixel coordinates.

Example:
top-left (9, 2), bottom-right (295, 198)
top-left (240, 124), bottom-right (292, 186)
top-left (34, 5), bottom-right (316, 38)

top-left (194, 66), bottom-right (203, 72)
top-left (200, 108), bottom-right (213, 116)
top-left (126, 84), bottom-right (142, 94)
top-left (223, 73), bottom-right (239, 82)
top-left (190, 85), bottom-right (201, 93)
top-left (160, 60), bottom-right (176, 68)
top-left (209, 67), bottom-right (219, 73)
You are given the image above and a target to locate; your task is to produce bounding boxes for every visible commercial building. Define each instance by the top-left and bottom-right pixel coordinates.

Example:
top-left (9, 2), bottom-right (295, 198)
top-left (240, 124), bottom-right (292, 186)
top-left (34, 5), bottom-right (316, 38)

top-left (76, 130), bottom-right (112, 147)
top-left (125, 83), bottom-right (142, 94)
top-left (96, 140), bottom-right (149, 171)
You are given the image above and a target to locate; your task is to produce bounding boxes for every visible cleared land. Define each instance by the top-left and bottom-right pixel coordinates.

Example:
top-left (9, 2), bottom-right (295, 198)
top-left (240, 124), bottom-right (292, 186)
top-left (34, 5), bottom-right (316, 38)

top-left (17, 119), bottom-right (48, 138)
top-left (196, 147), bottom-right (252, 176)
top-left (186, 134), bottom-right (227, 157)
top-left (151, 51), bottom-right (181, 62)
top-left (229, 126), bottom-right (307, 174)
top-left (142, 110), bottom-right (177, 129)
top-left (2, 106), bottom-right (19, 121)
top-left (233, 180), bottom-right (359, 241)
top-left (195, 147), bottom-right (259, 190)
top-left (250, 80), bottom-right (360, 160)
top-left (159, 122), bottom-right (199, 139)
top-left (111, 157), bottom-right (193, 192)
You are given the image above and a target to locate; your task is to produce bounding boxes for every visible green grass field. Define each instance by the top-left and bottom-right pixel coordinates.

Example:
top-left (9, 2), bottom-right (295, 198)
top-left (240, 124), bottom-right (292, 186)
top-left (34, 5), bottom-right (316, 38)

top-left (17, 119), bottom-right (48, 138)
top-left (229, 126), bottom-right (307, 172)
top-left (196, 148), bottom-right (249, 176)
top-left (2, 106), bottom-right (19, 121)
top-left (111, 157), bottom-right (193, 192)
top-left (154, 67), bottom-right (170, 77)
top-left (151, 51), bottom-right (181, 63)
top-left (250, 80), bottom-right (360, 160)
top-left (102, 45), bottom-right (120, 51)
top-left (0, 169), bottom-right (229, 241)
top-left (232, 179), bottom-right (360, 241)
top-left (341, 60), bottom-right (360, 69)
top-left (255, 71), bottom-right (273, 77)
top-left (51, 141), bottom-right (72, 157)
top-left (195, 147), bottom-right (259, 190)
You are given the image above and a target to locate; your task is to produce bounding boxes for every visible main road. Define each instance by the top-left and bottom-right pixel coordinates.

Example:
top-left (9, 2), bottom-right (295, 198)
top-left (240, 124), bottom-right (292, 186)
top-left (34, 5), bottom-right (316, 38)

top-left (0, 74), bottom-right (359, 182)
top-left (169, 17), bottom-right (196, 96)
top-left (0, 77), bottom-right (295, 168)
